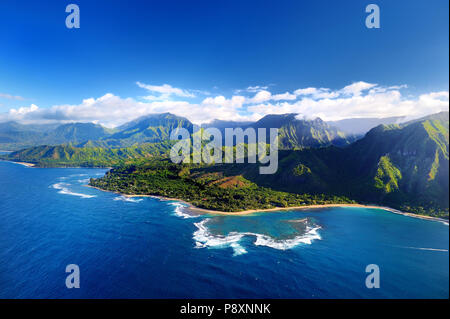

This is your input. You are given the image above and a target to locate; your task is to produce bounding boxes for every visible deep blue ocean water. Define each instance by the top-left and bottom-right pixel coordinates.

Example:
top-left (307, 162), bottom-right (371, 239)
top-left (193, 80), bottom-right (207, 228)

top-left (0, 161), bottom-right (448, 298)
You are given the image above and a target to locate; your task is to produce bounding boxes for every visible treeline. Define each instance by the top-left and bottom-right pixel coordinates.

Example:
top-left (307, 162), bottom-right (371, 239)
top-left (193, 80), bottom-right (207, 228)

top-left (89, 159), bottom-right (356, 212)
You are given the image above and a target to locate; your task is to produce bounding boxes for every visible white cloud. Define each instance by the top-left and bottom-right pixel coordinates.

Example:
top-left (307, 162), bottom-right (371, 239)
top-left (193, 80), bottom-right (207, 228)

top-left (9, 104), bottom-right (39, 115)
top-left (294, 87), bottom-right (319, 96)
top-left (136, 81), bottom-right (195, 98)
top-left (202, 95), bottom-right (245, 108)
top-left (247, 87), bottom-right (448, 121)
top-left (0, 82), bottom-right (447, 127)
top-left (272, 92), bottom-right (297, 101)
top-left (235, 85), bottom-right (270, 94)
top-left (0, 92), bottom-right (25, 100)
top-left (247, 90), bottom-right (298, 103)
top-left (340, 81), bottom-right (377, 96)
top-left (249, 90), bottom-right (272, 103)
top-left (294, 87), bottom-right (339, 99)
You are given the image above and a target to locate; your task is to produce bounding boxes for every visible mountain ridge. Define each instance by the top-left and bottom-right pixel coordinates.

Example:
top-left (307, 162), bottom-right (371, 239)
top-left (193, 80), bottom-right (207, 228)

top-left (2, 111), bottom-right (448, 217)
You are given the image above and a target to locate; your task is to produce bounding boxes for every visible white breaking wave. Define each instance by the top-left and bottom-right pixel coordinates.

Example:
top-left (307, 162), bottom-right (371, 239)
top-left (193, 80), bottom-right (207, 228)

top-left (253, 226), bottom-right (321, 250)
top-left (171, 202), bottom-right (199, 219)
top-left (230, 242), bottom-right (248, 256)
top-left (193, 218), bottom-right (321, 255)
top-left (113, 196), bottom-right (143, 203)
top-left (51, 183), bottom-right (96, 199)
top-left (193, 219), bottom-right (246, 256)
top-left (77, 178), bottom-right (90, 184)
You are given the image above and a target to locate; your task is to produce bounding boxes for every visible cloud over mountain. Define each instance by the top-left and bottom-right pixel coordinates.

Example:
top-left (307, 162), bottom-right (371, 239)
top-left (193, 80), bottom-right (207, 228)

top-left (0, 81), bottom-right (448, 127)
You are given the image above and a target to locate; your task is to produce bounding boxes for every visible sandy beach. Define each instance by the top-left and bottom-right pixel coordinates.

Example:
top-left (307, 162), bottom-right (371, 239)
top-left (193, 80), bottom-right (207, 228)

top-left (85, 185), bottom-right (449, 224)
top-left (189, 203), bottom-right (449, 223)
top-left (6, 161), bottom-right (36, 167)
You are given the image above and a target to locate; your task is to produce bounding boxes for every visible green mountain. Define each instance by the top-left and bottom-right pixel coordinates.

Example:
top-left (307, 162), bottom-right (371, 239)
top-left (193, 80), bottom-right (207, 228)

top-left (251, 113), bottom-right (352, 149)
top-left (204, 113), bottom-right (353, 149)
top-left (2, 111), bottom-right (448, 216)
top-left (103, 113), bottom-right (193, 147)
top-left (2, 142), bottom-right (173, 167)
top-left (0, 121), bottom-right (58, 150)
top-left (0, 113), bottom-right (193, 150)
top-left (0, 112), bottom-right (351, 150)
top-left (205, 112), bottom-right (449, 216)
top-left (47, 123), bottom-right (112, 144)
top-left (88, 110), bottom-right (448, 216)
top-left (1, 112), bottom-right (353, 164)
top-left (0, 122), bottom-right (112, 150)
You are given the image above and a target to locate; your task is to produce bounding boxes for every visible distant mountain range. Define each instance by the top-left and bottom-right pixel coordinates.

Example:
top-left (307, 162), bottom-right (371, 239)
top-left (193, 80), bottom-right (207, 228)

top-left (1, 112), bottom-right (354, 150)
top-left (1, 111), bottom-right (448, 217)
top-left (204, 113), bottom-right (352, 149)
top-left (0, 112), bottom-right (420, 151)
top-left (327, 116), bottom-right (407, 136)
top-left (0, 121), bottom-right (112, 150)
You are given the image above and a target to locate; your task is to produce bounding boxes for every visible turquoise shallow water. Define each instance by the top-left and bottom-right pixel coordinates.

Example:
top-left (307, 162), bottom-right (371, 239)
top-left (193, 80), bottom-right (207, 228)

top-left (0, 161), bottom-right (448, 298)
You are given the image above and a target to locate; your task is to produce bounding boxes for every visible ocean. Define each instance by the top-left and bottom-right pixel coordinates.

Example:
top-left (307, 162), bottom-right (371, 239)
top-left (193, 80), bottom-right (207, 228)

top-left (0, 161), bottom-right (448, 298)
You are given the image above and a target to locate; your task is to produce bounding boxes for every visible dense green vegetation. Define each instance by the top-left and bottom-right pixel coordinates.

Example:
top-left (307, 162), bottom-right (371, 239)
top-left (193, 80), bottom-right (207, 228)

top-left (1, 142), bottom-right (173, 167)
top-left (374, 155), bottom-right (402, 193)
top-left (200, 113), bottom-right (449, 218)
top-left (89, 159), bottom-right (356, 212)
top-left (2, 111), bottom-right (448, 218)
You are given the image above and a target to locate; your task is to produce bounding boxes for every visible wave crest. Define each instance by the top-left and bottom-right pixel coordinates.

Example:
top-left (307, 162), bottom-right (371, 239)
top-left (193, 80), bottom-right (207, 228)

top-left (171, 202), bottom-right (199, 219)
top-left (51, 183), bottom-right (96, 199)
top-left (113, 196), bottom-right (143, 203)
top-left (193, 218), bottom-right (321, 255)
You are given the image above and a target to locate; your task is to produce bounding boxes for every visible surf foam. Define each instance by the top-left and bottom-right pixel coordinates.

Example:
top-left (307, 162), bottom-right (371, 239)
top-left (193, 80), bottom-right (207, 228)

top-left (193, 219), bottom-right (246, 256)
top-left (171, 202), bottom-right (199, 219)
top-left (113, 196), bottom-right (143, 203)
top-left (51, 183), bottom-right (96, 199)
top-left (192, 218), bottom-right (321, 255)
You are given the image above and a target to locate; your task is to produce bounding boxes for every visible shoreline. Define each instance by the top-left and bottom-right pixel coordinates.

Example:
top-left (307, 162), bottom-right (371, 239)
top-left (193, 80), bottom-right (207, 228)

top-left (1, 160), bottom-right (113, 169)
top-left (189, 204), bottom-right (449, 223)
top-left (85, 185), bottom-right (449, 224)
top-left (5, 161), bottom-right (36, 167)
top-left (16, 162), bottom-right (35, 167)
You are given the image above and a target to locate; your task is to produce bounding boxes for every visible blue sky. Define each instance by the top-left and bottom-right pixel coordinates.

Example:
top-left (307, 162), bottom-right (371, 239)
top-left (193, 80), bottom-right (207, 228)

top-left (0, 0), bottom-right (448, 126)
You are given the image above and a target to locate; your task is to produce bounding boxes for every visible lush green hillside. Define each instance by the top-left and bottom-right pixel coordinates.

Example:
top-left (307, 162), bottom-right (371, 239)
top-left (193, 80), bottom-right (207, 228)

top-left (0, 112), bottom-right (353, 150)
top-left (89, 159), bottom-right (355, 212)
top-left (103, 113), bottom-right (193, 147)
top-left (204, 113), bottom-right (353, 149)
top-left (0, 113), bottom-right (190, 150)
top-left (252, 113), bottom-right (352, 149)
top-left (0, 121), bottom-right (58, 150)
top-left (2, 142), bottom-right (173, 167)
top-left (203, 112), bottom-right (449, 217)
top-left (47, 123), bottom-right (112, 144)
top-left (3, 111), bottom-right (448, 217)
top-left (0, 121), bottom-right (112, 150)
